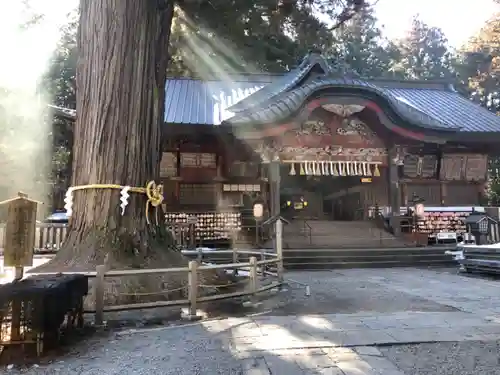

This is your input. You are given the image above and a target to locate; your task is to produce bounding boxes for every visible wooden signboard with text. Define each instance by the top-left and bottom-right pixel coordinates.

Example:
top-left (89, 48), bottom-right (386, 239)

top-left (0, 193), bottom-right (39, 268)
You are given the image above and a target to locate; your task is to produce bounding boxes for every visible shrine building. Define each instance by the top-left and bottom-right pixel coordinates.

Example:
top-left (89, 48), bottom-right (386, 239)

top-left (159, 52), bottom-right (500, 249)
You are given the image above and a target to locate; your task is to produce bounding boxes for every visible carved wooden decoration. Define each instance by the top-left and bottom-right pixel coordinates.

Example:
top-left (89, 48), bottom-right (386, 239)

top-left (253, 109), bottom-right (387, 164)
top-left (322, 104), bottom-right (365, 117)
top-left (336, 118), bottom-right (377, 141)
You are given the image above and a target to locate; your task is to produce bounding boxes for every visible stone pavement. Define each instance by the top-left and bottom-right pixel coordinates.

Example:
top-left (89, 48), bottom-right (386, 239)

top-left (7, 267), bottom-right (500, 375)
top-left (197, 309), bottom-right (500, 374)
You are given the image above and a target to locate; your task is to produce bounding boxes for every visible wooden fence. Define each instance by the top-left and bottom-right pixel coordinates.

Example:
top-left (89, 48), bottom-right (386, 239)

top-left (0, 223), bottom-right (67, 251)
top-left (30, 248), bottom-right (285, 324)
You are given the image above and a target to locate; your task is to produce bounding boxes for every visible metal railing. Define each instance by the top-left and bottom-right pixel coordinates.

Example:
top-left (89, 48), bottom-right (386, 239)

top-left (299, 219), bottom-right (312, 245)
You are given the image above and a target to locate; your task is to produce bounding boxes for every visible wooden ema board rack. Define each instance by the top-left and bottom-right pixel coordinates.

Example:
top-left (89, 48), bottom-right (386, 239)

top-left (164, 211), bottom-right (242, 241)
top-left (416, 210), bottom-right (467, 235)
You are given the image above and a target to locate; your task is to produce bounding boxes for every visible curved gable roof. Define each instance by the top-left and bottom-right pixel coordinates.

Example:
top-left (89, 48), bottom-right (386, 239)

top-left (228, 52), bottom-right (330, 114)
top-left (224, 77), bottom-right (458, 132)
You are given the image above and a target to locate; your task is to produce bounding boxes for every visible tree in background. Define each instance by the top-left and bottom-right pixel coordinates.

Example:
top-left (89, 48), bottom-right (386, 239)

top-left (463, 14), bottom-right (500, 112)
top-left (394, 16), bottom-right (456, 80)
top-left (459, 13), bottom-right (500, 204)
top-left (42, 10), bottom-right (78, 210)
top-left (169, 0), bottom-right (344, 76)
top-left (326, 5), bottom-right (402, 78)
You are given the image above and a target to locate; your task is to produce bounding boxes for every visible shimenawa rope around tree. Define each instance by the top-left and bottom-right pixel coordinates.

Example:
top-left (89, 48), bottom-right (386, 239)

top-left (64, 180), bottom-right (164, 225)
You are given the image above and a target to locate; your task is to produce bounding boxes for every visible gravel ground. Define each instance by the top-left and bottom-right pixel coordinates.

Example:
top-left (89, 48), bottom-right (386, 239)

top-left (380, 340), bottom-right (500, 375)
top-left (84, 269), bottom-right (457, 329)
top-left (3, 327), bottom-right (244, 375)
top-left (262, 270), bottom-right (458, 315)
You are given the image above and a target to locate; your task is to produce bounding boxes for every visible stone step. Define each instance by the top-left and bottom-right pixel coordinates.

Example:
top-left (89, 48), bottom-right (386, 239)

top-left (281, 235), bottom-right (408, 248)
top-left (180, 246), bottom-right (456, 269)
top-left (278, 219), bottom-right (408, 249)
top-left (284, 259), bottom-right (455, 270)
top-left (283, 247), bottom-right (453, 257)
top-left (282, 246), bottom-right (455, 269)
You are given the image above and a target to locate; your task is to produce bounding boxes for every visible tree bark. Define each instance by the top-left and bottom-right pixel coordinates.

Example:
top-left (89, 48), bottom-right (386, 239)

top-left (71, 0), bottom-right (172, 231)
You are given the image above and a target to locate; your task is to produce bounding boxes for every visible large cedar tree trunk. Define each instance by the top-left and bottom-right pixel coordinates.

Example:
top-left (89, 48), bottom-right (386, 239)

top-left (34, 0), bottom-right (200, 304)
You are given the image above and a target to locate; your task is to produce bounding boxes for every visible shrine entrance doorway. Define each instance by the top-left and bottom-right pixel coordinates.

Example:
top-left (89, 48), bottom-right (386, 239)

top-left (279, 161), bottom-right (384, 221)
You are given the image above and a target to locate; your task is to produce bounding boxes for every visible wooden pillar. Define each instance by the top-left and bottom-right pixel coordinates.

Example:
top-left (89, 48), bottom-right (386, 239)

top-left (269, 160), bottom-right (281, 251)
top-left (269, 160), bottom-right (281, 217)
top-left (440, 181), bottom-right (447, 205)
top-left (388, 147), bottom-right (401, 236)
top-left (401, 182), bottom-right (408, 207)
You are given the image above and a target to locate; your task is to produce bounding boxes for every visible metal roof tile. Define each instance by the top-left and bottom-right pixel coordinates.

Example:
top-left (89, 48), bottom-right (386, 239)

top-left (383, 88), bottom-right (500, 132)
top-left (164, 78), bottom-right (269, 125)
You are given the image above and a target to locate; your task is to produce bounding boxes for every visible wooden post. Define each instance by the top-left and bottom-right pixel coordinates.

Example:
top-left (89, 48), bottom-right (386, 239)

top-left (189, 223), bottom-right (195, 249)
top-left (401, 182), bottom-right (408, 207)
top-left (187, 260), bottom-right (198, 319)
top-left (14, 266), bottom-right (24, 281)
top-left (440, 181), bottom-right (447, 205)
top-left (260, 250), bottom-right (266, 276)
top-left (94, 265), bottom-right (105, 327)
top-left (269, 160), bottom-right (281, 217)
top-left (276, 219), bottom-right (284, 283)
top-left (269, 160), bottom-right (281, 249)
top-left (255, 221), bottom-right (260, 247)
top-left (232, 248), bottom-right (238, 263)
top-left (249, 256), bottom-right (259, 306)
top-left (388, 147), bottom-right (402, 236)
top-left (249, 257), bottom-right (257, 295)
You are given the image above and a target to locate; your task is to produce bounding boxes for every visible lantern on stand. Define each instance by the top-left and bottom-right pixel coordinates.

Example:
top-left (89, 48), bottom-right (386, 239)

top-left (252, 196), bottom-right (266, 246)
top-left (411, 193), bottom-right (425, 246)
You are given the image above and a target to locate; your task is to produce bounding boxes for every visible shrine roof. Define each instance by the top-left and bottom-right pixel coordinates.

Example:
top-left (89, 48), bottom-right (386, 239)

top-left (164, 55), bottom-right (500, 136)
top-left (164, 75), bottom-right (272, 125)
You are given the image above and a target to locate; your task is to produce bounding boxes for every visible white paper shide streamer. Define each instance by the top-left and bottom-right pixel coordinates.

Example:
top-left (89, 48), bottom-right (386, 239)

top-left (120, 186), bottom-right (131, 215)
top-left (64, 188), bottom-right (74, 217)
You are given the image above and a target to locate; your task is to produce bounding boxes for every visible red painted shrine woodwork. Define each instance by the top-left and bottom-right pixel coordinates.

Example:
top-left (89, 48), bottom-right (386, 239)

top-left (247, 107), bottom-right (387, 180)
